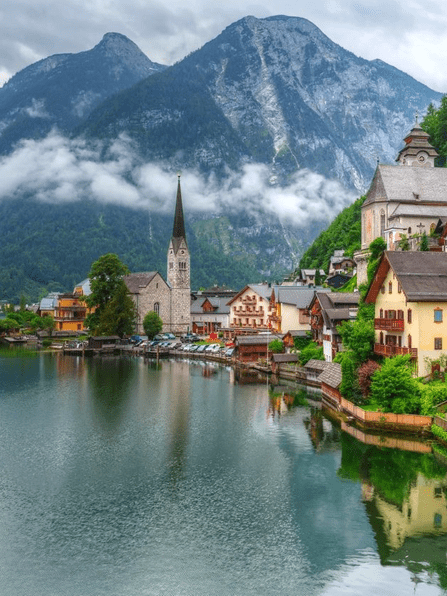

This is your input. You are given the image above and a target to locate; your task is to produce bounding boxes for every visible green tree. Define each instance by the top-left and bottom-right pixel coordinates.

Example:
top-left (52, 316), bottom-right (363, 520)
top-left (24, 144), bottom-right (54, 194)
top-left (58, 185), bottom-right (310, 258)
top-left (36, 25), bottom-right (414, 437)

top-left (143, 311), bottom-right (163, 339)
top-left (84, 253), bottom-right (130, 333)
top-left (366, 237), bottom-right (387, 285)
top-left (268, 339), bottom-right (284, 353)
top-left (421, 96), bottom-right (447, 167)
top-left (370, 355), bottom-right (421, 414)
top-left (337, 351), bottom-right (361, 402)
top-left (420, 231), bottom-right (429, 251)
top-left (397, 233), bottom-right (410, 251)
top-left (40, 315), bottom-right (55, 337)
top-left (299, 341), bottom-right (324, 365)
top-left (337, 318), bottom-right (375, 364)
top-left (97, 281), bottom-right (137, 338)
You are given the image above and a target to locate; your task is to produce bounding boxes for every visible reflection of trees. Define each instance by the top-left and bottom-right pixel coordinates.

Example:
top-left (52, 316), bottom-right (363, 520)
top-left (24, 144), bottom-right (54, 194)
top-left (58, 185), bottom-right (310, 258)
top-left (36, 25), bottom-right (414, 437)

top-left (338, 434), bottom-right (446, 507)
top-left (338, 432), bottom-right (447, 586)
top-left (87, 357), bottom-right (135, 433)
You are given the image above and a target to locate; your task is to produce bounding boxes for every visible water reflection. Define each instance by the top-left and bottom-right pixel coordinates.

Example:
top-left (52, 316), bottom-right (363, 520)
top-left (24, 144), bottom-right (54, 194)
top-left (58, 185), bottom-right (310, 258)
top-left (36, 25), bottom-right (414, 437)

top-left (335, 430), bottom-right (447, 587)
top-left (86, 356), bottom-right (136, 432)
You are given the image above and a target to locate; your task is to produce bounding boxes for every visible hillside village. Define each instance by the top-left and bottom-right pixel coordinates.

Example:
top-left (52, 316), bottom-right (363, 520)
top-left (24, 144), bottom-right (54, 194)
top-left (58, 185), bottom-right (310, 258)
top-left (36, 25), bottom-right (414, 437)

top-left (4, 119), bottom-right (447, 420)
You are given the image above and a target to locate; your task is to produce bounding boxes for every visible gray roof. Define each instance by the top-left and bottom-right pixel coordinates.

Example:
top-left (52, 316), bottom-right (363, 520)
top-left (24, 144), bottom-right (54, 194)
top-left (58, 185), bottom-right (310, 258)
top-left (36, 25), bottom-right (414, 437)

top-left (301, 269), bottom-right (325, 276)
top-left (272, 286), bottom-right (318, 308)
top-left (235, 334), bottom-right (282, 346)
top-left (271, 353), bottom-right (299, 363)
top-left (191, 296), bottom-right (231, 314)
top-left (284, 330), bottom-right (309, 337)
top-left (39, 295), bottom-right (58, 310)
top-left (247, 284), bottom-right (272, 301)
top-left (318, 362), bottom-right (342, 388)
top-left (304, 359), bottom-right (327, 371)
top-left (75, 278), bottom-right (91, 296)
top-left (389, 204), bottom-right (447, 219)
top-left (386, 251), bottom-right (447, 302)
top-left (364, 164), bottom-right (447, 207)
top-left (124, 272), bottom-right (159, 293)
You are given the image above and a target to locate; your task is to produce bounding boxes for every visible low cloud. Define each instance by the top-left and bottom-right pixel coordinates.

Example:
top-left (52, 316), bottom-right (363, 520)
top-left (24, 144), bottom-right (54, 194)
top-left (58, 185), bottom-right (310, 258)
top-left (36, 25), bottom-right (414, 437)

top-left (0, 131), bottom-right (356, 227)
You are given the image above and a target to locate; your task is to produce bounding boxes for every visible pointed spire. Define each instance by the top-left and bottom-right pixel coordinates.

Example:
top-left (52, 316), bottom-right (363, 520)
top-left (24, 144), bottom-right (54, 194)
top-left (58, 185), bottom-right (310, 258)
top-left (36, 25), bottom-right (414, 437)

top-left (172, 174), bottom-right (186, 240)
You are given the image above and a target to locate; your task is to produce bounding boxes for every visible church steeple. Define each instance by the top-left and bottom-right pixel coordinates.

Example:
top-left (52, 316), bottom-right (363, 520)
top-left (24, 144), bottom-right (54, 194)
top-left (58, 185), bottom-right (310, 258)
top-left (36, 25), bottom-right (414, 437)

top-left (167, 175), bottom-right (190, 334)
top-left (172, 174), bottom-right (187, 248)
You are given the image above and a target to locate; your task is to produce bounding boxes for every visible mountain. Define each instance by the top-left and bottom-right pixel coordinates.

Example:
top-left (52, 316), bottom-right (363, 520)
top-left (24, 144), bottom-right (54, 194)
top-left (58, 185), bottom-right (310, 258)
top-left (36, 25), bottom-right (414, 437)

top-left (0, 198), bottom-right (308, 303)
top-left (0, 17), bottom-right (444, 302)
top-left (80, 15), bottom-right (443, 191)
top-left (0, 33), bottom-right (166, 154)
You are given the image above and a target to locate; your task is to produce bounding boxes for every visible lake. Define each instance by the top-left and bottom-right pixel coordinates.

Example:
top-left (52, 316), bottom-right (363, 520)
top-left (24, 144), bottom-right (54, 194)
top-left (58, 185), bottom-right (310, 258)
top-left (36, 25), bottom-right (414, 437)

top-left (0, 351), bottom-right (446, 595)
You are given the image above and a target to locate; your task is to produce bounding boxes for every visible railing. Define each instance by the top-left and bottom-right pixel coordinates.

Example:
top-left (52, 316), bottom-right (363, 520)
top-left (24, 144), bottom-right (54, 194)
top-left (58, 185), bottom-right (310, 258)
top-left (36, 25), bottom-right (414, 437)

top-left (374, 343), bottom-right (417, 358)
top-left (374, 318), bottom-right (404, 331)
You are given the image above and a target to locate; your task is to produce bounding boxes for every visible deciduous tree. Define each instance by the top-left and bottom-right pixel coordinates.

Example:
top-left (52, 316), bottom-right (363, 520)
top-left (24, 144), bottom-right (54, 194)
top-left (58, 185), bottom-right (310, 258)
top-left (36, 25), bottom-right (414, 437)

top-left (143, 311), bottom-right (163, 339)
top-left (84, 253), bottom-right (130, 333)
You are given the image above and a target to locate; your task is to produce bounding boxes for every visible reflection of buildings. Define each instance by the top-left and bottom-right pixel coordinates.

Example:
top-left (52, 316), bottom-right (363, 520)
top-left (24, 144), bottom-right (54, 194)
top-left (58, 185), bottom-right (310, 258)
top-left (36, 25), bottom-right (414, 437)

top-left (366, 472), bottom-right (447, 551)
top-left (165, 360), bottom-right (191, 488)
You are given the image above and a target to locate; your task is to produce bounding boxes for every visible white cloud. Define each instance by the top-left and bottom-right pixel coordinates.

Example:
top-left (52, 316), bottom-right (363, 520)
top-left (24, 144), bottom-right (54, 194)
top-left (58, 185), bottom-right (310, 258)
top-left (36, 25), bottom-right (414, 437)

top-left (0, 132), bottom-right (356, 227)
top-left (1, 1), bottom-right (447, 91)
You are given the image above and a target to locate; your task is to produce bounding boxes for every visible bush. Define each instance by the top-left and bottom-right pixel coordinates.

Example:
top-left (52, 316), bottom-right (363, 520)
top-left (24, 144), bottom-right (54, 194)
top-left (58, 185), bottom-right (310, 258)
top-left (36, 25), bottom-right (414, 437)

top-left (370, 355), bottom-right (421, 413)
top-left (268, 339), bottom-right (284, 353)
top-left (419, 383), bottom-right (447, 415)
top-left (357, 359), bottom-right (381, 398)
top-left (299, 341), bottom-right (324, 365)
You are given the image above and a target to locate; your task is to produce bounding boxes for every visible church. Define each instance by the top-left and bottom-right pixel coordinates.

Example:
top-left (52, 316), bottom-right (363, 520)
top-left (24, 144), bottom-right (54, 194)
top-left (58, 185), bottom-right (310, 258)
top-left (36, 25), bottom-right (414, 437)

top-left (356, 120), bottom-right (447, 283)
top-left (124, 175), bottom-right (191, 335)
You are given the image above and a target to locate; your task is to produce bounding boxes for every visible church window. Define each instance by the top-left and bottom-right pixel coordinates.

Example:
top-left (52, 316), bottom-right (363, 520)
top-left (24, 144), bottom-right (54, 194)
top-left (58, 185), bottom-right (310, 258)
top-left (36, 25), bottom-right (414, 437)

top-left (169, 262), bottom-right (173, 270)
top-left (154, 302), bottom-right (160, 315)
top-left (380, 210), bottom-right (385, 237)
top-left (179, 261), bottom-right (187, 270)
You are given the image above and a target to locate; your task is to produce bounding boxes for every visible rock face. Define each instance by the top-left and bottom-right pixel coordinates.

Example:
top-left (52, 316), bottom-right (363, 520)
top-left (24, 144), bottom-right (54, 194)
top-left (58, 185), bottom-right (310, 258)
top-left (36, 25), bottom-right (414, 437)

top-left (81, 16), bottom-right (443, 191)
top-left (0, 18), bottom-right (444, 300)
top-left (0, 32), bottom-right (166, 153)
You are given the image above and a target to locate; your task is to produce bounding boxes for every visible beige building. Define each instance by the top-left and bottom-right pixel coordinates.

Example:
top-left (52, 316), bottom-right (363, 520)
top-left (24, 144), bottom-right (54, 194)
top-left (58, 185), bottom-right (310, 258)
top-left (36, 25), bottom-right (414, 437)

top-left (356, 122), bottom-right (447, 284)
top-left (365, 251), bottom-right (447, 376)
top-left (269, 286), bottom-right (317, 334)
top-left (125, 176), bottom-right (191, 335)
top-left (227, 284), bottom-right (273, 330)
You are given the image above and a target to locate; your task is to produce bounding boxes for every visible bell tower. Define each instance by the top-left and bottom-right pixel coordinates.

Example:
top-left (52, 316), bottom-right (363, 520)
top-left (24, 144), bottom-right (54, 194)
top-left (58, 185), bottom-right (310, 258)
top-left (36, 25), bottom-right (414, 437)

top-left (167, 175), bottom-right (190, 334)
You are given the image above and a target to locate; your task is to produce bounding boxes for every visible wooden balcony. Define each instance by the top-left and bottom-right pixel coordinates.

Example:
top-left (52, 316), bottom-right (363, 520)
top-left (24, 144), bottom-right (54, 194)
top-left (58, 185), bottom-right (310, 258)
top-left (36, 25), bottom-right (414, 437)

top-left (374, 343), bottom-right (417, 358)
top-left (374, 318), bottom-right (404, 331)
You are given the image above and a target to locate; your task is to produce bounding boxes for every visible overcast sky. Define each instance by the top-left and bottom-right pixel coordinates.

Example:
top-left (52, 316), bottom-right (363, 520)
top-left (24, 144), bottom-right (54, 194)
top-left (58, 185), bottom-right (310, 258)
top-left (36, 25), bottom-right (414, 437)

top-left (1, 0), bottom-right (447, 92)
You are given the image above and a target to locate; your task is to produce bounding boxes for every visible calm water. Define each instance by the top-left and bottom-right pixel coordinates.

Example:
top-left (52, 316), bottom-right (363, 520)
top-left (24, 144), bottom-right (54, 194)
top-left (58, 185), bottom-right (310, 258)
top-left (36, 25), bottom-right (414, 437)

top-left (1, 352), bottom-right (446, 596)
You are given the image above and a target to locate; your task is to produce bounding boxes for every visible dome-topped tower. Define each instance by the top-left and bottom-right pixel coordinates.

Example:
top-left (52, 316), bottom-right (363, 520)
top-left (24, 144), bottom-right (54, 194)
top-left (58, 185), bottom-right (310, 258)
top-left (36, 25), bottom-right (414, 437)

top-left (396, 118), bottom-right (438, 167)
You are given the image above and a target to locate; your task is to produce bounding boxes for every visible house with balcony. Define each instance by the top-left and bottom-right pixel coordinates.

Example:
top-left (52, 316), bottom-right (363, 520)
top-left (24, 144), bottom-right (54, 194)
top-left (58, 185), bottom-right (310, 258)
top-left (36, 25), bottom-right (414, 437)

top-left (309, 291), bottom-right (359, 361)
top-left (38, 288), bottom-right (89, 332)
top-left (364, 251), bottom-right (447, 376)
top-left (227, 284), bottom-right (273, 331)
top-left (269, 286), bottom-right (321, 334)
top-left (191, 296), bottom-right (231, 335)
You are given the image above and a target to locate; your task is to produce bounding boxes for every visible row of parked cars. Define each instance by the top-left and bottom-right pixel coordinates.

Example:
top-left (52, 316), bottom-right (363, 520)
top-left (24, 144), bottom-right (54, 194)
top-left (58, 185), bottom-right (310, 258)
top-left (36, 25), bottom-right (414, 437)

top-left (177, 343), bottom-right (234, 358)
top-left (130, 333), bottom-right (234, 359)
